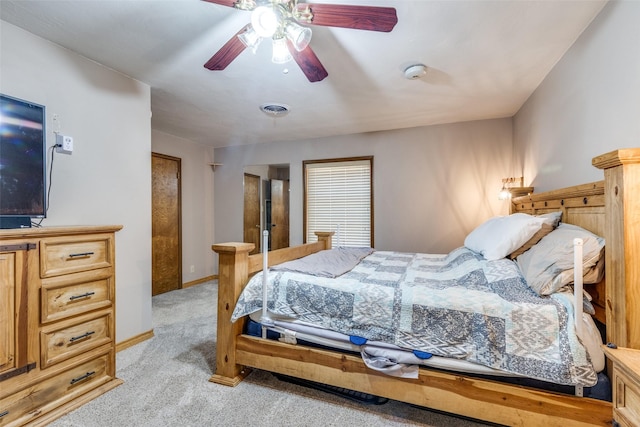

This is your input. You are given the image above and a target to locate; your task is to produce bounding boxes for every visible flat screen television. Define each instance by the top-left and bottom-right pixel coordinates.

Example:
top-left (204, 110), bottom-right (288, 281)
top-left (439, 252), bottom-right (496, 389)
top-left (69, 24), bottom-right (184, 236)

top-left (0, 94), bottom-right (47, 229)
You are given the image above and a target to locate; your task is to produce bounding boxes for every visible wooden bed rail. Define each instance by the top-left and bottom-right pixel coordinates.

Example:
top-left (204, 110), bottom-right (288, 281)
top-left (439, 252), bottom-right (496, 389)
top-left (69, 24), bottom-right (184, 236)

top-left (210, 232), bottom-right (334, 385)
top-left (247, 232), bottom-right (334, 274)
top-left (235, 335), bottom-right (611, 426)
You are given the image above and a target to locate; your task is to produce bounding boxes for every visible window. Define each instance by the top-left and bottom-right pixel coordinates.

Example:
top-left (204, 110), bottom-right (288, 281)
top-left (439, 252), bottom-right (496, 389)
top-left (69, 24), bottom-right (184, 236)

top-left (303, 157), bottom-right (373, 247)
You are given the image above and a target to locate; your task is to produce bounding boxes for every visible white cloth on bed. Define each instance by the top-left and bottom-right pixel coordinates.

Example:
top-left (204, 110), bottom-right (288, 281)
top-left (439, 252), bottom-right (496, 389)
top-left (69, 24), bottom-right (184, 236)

top-left (271, 247), bottom-right (374, 278)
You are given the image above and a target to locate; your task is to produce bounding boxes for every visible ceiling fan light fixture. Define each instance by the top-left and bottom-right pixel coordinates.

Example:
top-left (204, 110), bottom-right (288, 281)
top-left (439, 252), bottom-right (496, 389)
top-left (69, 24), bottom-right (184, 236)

top-left (251, 5), bottom-right (281, 38)
top-left (293, 4), bottom-right (313, 24)
top-left (271, 37), bottom-right (292, 64)
top-left (237, 25), bottom-right (262, 52)
top-left (234, 0), bottom-right (257, 11)
top-left (285, 21), bottom-right (312, 52)
top-left (203, 0), bottom-right (398, 83)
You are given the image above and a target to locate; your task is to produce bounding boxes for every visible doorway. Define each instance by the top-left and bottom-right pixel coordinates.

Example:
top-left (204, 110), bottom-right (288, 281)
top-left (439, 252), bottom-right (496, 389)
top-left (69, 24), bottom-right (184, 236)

top-left (243, 165), bottom-right (290, 252)
top-left (152, 153), bottom-right (182, 296)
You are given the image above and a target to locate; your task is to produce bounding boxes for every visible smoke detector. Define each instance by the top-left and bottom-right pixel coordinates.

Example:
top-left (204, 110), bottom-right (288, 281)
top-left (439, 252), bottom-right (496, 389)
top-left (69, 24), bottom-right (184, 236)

top-left (260, 103), bottom-right (290, 117)
top-left (403, 64), bottom-right (427, 80)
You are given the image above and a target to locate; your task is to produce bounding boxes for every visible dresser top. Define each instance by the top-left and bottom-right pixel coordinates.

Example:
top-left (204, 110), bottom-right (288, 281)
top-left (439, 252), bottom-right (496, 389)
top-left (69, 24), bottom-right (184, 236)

top-left (0, 225), bottom-right (123, 240)
top-left (604, 346), bottom-right (640, 374)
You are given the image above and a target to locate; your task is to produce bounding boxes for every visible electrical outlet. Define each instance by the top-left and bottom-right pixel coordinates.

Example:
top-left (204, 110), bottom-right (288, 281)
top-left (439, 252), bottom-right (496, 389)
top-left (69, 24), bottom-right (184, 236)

top-left (190, 265), bottom-right (195, 273)
top-left (55, 134), bottom-right (73, 154)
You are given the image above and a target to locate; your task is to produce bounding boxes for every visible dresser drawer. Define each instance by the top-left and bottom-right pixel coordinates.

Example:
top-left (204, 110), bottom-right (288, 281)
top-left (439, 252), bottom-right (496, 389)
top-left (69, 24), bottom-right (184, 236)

top-left (613, 365), bottom-right (640, 427)
top-left (40, 234), bottom-right (114, 278)
top-left (40, 312), bottom-right (112, 369)
top-left (0, 353), bottom-right (112, 426)
top-left (41, 269), bottom-right (113, 324)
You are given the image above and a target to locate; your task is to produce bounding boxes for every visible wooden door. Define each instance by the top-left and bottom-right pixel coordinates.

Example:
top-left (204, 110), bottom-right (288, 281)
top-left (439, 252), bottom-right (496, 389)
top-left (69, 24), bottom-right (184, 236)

top-left (270, 179), bottom-right (289, 250)
top-left (243, 173), bottom-right (261, 255)
top-left (152, 153), bottom-right (182, 296)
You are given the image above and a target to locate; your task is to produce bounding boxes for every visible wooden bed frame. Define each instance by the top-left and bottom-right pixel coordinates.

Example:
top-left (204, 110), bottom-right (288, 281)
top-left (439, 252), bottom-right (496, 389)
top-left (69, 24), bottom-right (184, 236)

top-left (211, 149), bottom-right (640, 426)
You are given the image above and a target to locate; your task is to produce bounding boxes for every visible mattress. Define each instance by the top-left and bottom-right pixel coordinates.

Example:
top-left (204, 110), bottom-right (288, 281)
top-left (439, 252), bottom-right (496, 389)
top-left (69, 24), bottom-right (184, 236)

top-left (234, 247), bottom-right (603, 386)
top-left (248, 309), bottom-right (606, 378)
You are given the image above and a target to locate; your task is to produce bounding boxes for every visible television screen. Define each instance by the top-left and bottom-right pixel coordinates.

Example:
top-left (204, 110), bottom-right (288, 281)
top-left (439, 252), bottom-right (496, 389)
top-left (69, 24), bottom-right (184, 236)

top-left (0, 94), bottom-right (47, 219)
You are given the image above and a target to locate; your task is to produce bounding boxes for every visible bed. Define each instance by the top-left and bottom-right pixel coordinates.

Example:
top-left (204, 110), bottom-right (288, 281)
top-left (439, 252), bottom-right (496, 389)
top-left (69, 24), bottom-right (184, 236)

top-left (210, 148), bottom-right (640, 426)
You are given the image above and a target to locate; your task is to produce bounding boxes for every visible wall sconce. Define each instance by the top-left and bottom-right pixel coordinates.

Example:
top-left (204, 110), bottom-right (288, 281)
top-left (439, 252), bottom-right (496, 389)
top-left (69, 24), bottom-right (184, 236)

top-left (499, 177), bottom-right (534, 200)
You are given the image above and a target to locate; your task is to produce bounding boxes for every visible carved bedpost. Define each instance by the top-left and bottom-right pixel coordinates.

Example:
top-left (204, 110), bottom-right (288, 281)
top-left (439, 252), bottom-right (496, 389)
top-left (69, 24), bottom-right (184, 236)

top-left (593, 148), bottom-right (640, 349)
top-left (314, 231), bottom-right (334, 249)
top-left (210, 242), bottom-right (254, 386)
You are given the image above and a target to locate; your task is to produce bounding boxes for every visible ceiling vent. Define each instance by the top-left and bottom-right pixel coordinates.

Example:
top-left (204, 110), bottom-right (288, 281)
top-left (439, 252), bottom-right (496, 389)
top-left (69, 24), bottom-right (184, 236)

top-left (260, 103), bottom-right (290, 117)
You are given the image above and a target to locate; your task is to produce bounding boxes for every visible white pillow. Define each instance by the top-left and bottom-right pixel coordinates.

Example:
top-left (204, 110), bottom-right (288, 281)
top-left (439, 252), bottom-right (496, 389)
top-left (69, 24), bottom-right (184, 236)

top-left (464, 213), bottom-right (546, 261)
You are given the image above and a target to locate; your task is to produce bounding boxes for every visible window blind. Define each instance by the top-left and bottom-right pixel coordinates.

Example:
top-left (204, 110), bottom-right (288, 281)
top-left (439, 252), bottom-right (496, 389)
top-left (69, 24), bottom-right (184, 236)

top-left (305, 159), bottom-right (372, 248)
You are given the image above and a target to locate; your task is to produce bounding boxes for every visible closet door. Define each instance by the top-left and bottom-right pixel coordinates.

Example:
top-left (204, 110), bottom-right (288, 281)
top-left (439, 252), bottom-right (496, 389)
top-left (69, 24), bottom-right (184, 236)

top-left (152, 153), bottom-right (182, 296)
top-left (243, 173), bottom-right (261, 255)
top-left (270, 179), bottom-right (289, 250)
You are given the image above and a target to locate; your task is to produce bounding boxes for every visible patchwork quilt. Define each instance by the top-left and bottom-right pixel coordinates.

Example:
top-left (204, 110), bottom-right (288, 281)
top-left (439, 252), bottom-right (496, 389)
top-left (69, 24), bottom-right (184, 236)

top-left (231, 247), bottom-right (597, 386)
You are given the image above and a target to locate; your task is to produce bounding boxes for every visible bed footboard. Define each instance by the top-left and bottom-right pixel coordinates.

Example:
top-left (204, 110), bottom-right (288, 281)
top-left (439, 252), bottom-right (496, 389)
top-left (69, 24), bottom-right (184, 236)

top-left (211, 233), bottom-right (334, 386)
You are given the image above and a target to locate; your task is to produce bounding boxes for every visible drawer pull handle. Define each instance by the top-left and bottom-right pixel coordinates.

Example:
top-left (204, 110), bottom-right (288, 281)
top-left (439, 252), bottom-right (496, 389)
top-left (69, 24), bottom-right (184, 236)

top-left (70, 371), bottom-right (95, 385)
top-left (0, 411), bottom-right (9, 418)
top-left (69, 252), bottom-right (95, 258)
top-left (69, 331), bottom-right (95, 343)
top-left (68, 252), bottom-right (95, 258)
top-left (69, 291), bottom-right (95, 301)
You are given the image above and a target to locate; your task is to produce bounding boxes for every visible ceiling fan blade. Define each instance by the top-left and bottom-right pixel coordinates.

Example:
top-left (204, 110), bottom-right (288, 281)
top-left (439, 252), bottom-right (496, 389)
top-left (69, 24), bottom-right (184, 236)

top-left (297, 3), bottom-right (398, 32)
top-left (287, 41), bottom-right (328, 83)
top-left (201, 0), bottom-right (238, 8)
top-left (204, 25), bottom-right (250, 71)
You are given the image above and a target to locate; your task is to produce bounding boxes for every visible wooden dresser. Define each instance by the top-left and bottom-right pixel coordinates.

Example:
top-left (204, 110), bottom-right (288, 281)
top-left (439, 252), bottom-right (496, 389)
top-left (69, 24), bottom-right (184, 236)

top-left (604, 346), bottom-right (640, 427)
top-left (0, 226), bottom-right (122, 426)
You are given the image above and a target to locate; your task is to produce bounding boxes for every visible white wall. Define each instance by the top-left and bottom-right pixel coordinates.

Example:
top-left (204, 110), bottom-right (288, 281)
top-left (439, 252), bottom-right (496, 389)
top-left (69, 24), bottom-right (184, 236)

top-left (151, 129), bottom-right (216, 281)
top-left (214, 118), bottom-right (513, 261)
top-left (514, 0), bottom-right (640, 191)
top-left (1, 21), bottom-right (153, 344)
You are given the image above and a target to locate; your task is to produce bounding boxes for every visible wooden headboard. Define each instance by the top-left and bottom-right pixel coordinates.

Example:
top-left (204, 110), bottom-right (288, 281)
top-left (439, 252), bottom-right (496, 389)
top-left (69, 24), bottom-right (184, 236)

top-left (512, 148), bottom-right (640, 350)
top-left (511, 181), bottom-right (606, 324)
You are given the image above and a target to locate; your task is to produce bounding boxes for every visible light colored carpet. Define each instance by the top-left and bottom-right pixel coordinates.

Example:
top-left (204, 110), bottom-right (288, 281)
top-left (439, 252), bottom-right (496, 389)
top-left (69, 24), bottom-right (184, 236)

top-left (51, 281), bottom-right (492, 427)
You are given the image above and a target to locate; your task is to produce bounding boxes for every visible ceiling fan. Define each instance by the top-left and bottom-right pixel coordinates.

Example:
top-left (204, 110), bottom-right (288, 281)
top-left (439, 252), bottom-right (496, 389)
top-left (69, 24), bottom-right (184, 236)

top-left (202, 0), bottom-right (398, 82)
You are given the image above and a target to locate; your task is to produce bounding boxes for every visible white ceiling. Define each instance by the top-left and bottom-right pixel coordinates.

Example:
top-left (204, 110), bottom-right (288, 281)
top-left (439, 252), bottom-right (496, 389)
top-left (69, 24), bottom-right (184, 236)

top-left (1, 0), bottom-right (607, 148)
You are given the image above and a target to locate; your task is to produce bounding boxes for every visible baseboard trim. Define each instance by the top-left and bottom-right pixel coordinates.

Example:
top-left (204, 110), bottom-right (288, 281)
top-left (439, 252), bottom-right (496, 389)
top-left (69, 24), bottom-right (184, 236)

top-left (183, 275), bottom-right (217, 289)
top-left (116, 329), bottom-right (155, 353)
